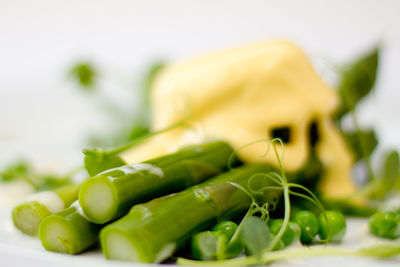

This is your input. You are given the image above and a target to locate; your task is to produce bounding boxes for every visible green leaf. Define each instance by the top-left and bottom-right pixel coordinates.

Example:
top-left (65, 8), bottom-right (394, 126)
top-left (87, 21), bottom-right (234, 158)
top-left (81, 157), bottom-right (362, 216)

top-left (34, 175), bottom-right (71, 191)
top-left (370, 150), bottom-right (400, 199)
top-left (335, 47), bottom-right (379, 119)
top-left (69, 62), bottom-right (97, 90)
top-left (83, 148), bottom-right (126, 176)
top-left (343, 129), bottom-right (378, 161)
top-left (0, 160), bottom-right (30, 182)
top-left (0, 160), bottom-right (72, 191)
top-left (382, 150), bottom-right (400, 182)
top-left (240, 216), bottom-right (271, 258)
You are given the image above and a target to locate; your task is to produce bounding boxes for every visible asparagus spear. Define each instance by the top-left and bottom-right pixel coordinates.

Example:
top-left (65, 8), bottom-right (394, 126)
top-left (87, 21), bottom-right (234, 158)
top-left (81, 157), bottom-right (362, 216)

top-left (79, 141), bottom-right (238, 224)
top-left (12, 183), bottom-right (80, 236)
top-left (39, 201), bottom-right (101, 254)
top-left (100, 164), bottom-right (276, 263)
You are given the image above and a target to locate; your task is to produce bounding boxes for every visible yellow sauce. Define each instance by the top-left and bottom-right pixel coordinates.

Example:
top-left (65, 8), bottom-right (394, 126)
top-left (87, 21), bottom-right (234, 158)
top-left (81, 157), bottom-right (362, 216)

top-left (121, 40), bottom-right (356, 197)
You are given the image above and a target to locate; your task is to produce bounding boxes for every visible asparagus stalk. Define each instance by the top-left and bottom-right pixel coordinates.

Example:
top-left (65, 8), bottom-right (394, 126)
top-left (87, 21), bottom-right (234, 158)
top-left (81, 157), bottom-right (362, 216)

top-left (100, 164), bottom-right (276, 263)
top-left (79, 141), bottom-right (238, 224)
top-left (39, 201), bottom-right (101, 254)
top-left (12, 183), bottom-right (80, 236)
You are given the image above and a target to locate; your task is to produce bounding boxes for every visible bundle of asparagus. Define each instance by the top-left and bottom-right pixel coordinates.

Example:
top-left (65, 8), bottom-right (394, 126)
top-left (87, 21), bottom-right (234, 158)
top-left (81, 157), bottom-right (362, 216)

top-left (79, 140), bottom-right (238, 224)
top-left (38, 141), bottom-right (238, 254)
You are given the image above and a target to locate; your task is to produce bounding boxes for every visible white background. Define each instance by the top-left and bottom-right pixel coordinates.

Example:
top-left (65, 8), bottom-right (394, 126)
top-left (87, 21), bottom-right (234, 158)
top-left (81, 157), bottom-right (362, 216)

top-left (0, 0), bottom-right (399, 171)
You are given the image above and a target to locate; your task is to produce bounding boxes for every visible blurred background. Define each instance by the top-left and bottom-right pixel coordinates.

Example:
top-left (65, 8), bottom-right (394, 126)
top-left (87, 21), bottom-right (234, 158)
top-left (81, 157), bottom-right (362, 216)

top-left (0, 0), bottom-right (399, 172)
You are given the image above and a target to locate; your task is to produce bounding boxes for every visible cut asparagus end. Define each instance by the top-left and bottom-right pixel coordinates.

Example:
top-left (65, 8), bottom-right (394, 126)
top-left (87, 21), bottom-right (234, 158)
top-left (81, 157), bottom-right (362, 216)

top-left (101, 230), bottom-right (140, 262)
top-left (12, 201), bottom-right (51, 236)
top-left (79, 177), bottom-right (118, 224)
top-left (39, 215), bottom-right (79, 254)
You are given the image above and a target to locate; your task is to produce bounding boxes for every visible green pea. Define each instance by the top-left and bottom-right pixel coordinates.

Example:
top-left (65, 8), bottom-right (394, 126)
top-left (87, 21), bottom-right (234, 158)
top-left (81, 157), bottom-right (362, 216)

top-left (212, 221), bottom-right (238, 240)
top-left (212, 221), bottom-right (243, 259)
top-left (369, 211), bottom-right (400, 239)
top-left (292, 211), bottom-right (319, 244)
top-left (318, 210), bottom-right (346, 242)
top-left (191, 231), bottom-right (226, 261)
top-left (269, 219), bottom-right (300, 247)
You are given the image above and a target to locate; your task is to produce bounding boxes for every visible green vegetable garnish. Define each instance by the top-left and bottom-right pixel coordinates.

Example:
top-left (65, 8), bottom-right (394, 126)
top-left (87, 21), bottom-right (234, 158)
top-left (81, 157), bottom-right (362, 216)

top-left (269, 219), bottom-right (300, 247)
top-left (292, 210), bottom-right (319, 244)
top-left (371, 150), bottom-right (400, 199)
top-left (212, 221), bottom-right (238, 241)
top-left (0, 159), bottom-right (74, 191)
top-left (0, 160), bottom-right (30, 182)
top-left (369, 211), bottom-right (400, 239)
top-left (335, 47), bottom-right (379, 120)
top-left (335, 46), bottom-right (380, 186)
top-left (318, 210), bottom-right (346, 242)
top-left (240, 216), bottom-right (271, 258)
top-left (343, 130), bottom-right (378, 162)
top-left (69, 62), bottom-right (97, 90)
top-left (79, 61), bottom-right (166, 149)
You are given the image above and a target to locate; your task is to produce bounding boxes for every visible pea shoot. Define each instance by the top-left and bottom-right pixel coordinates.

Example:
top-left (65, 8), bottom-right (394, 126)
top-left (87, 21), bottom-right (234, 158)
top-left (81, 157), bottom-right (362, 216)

top-left (186, 139), bottom-right (333, 263)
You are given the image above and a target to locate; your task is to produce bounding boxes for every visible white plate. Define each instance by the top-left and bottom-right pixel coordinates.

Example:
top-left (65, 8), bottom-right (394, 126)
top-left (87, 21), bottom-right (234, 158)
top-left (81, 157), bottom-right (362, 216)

top-left (1, 208), bottom-right (399, 267)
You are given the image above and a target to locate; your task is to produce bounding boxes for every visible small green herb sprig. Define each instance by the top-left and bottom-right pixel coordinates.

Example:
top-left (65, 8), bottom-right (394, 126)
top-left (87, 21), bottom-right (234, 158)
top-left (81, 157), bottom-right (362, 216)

top-left (178, 137), bottom-right (400, 265)
top-left (1, 61), bottom-right (168, 187)
top-left (68, 60), bottom-right (166, 149)
top-left (331, 46), bottom-right (400, 209)
top-left (335, 47), bottom-right (379, 186)
top-left (68, 61), bottom-right (173, 176)
top-left (69, 62), bottom-right (97, 90)
top-left (178, 139), bottom-right (335, 265)
top-left (0, 160), bottom-right (74, 191)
